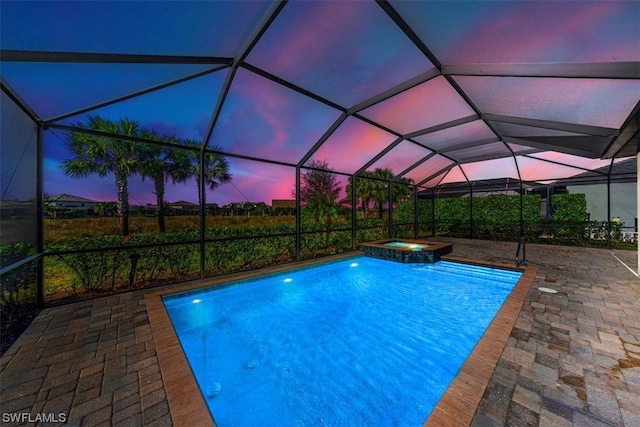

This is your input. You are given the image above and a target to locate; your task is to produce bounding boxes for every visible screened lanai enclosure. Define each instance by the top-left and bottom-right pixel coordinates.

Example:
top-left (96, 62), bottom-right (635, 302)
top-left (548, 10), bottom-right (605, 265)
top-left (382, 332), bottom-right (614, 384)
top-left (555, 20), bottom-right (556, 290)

top-left (1, 1), bottom-right (639, 352)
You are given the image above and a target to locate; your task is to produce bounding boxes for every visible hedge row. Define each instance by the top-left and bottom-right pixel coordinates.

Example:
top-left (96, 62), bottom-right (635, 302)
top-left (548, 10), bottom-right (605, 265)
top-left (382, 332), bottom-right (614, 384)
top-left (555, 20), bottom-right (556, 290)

top-left (396, 195), bottom-right (542, 240)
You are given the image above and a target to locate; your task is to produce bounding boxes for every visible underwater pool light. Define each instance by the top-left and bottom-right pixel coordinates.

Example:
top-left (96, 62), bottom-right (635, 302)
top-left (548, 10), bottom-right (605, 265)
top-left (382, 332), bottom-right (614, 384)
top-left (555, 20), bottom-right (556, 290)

top-left (350, 263), bottom-right (359, 267)
top-left (284, 278), bottom-right (293, 283)
top-left (192, 298), bottom-right (202, 304)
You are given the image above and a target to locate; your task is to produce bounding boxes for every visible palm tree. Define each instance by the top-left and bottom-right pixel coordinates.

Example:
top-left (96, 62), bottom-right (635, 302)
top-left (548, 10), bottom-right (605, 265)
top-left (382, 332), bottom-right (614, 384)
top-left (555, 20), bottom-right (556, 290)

top-left (183, 140), bottom-right (232, 208)
top-left (137, 131), bottom-right (191, 233)
top-left (61, 115), bottom-right (141, 235)
top-left (369, 168), bottom-right (414, 218)
top-left (346, 171), bottom-right (376, 219)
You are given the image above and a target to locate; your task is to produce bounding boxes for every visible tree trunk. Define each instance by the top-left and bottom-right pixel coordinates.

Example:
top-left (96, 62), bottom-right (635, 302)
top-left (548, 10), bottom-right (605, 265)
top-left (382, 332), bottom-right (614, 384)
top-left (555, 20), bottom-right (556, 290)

top-left (154, 176), bottom-right (166, 233)
top-left (115, 170), bottom-right (130, 236)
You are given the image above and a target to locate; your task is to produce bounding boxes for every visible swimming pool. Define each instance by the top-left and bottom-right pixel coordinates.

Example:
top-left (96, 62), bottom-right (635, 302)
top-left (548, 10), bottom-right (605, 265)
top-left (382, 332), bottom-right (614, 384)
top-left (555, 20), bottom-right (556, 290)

top-left (163, 256), bottom-right (522, 426)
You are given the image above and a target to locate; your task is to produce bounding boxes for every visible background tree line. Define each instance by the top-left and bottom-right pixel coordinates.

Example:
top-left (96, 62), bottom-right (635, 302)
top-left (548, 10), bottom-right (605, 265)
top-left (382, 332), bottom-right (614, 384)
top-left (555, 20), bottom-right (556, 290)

top-left (61, 115), bottom-right (231, 235)
top-left (299, 160), bottom-right (414, 223)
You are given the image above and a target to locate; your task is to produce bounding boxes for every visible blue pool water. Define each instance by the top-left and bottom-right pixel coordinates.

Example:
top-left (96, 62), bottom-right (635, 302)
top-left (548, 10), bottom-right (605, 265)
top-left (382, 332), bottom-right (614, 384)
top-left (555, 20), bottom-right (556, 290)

top-left (163, 256), bottom-right (521, 426)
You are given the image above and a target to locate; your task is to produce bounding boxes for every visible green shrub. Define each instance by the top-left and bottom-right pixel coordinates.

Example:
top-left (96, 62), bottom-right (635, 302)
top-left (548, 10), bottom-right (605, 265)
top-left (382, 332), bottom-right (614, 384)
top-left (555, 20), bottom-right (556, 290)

top-left (551, 193), bottom-right (587, 239)
top-left (398, 195), bottom-right (541, 240)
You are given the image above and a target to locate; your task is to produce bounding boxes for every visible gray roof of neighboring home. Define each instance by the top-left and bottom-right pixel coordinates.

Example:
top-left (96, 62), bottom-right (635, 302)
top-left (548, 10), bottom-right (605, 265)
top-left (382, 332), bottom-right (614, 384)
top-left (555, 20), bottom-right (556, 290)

top-left (553, 157), bottom-right (637, 186)
top-left (45, 194), bottom-right (98, 203)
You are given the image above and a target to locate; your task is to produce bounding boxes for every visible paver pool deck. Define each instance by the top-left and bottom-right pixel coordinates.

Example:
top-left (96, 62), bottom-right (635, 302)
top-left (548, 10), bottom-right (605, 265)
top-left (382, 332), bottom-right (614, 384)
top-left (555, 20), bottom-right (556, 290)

top-left (1, 238), bottom-right (638, 426)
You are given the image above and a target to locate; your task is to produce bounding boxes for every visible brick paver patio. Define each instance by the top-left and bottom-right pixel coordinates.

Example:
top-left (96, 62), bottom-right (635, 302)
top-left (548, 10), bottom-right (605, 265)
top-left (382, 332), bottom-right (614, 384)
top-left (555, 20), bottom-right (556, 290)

top-left (1, 239), bottom-right (638, 426)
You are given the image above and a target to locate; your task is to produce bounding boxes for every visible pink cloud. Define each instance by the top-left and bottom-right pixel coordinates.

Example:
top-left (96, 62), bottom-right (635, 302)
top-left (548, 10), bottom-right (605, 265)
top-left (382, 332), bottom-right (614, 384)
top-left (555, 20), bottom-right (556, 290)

top-left (360, 76), bottom-right (475, 134)
top-left (310, 117), bottom-right (396, 174)
top-left (406, 154), bottom-right (455, 185)
top-left (415, 120), bottom-right (496, 151)
top-left (459, 158), bottom-right (519, 182)
top-left (452, 2), bottom-right (639, 63)
top-left (368, 141), bottom-right (432, 176)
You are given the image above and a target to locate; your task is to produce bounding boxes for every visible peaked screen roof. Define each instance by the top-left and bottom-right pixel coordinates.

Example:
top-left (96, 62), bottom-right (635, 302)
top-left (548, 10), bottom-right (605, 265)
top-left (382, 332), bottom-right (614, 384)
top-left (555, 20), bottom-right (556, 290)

top-left (1, 0), bottom-right (639, 190)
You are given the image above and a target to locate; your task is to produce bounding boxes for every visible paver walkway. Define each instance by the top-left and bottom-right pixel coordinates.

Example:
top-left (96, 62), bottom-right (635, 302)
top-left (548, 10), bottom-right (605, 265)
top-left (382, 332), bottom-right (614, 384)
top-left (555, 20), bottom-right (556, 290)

top-left (1, 239), bottom-right (638, 426)
top-left (432, 238), bottom-right (640, 427)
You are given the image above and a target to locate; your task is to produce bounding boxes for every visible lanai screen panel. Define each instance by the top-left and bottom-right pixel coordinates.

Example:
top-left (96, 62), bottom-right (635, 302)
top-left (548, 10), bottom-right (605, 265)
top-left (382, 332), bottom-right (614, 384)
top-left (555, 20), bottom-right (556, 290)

top-left (0, 91), bottom-right (38, 256)
top-left (0, 63), bottom-right (219, 122)
top-left (422, 171), bottom-right (452, 189)
top-left (454, 76), bottom-right (640, 130)
top-left (490, 122), bottom-right (590, 139)
top-left (0, 1), bottom-right (270, 57)
top-left (366, 140), bottom-right (432, 176)
top-left (438, 166), bottom-right (467, 186)
top-left (446, 142), bottom-right (512, 163)
top-left (526, 152), bottom-right (614, 173)
top-left (246, 1), bottom-right (434, 108)
top-left (390, 0), bottom-right (640, 64)
top-left (413, 120), bottom-right (496, 152)
top-left (405, 154), bottom-right (454, 185)
top-left (59, 71), bottom-right (228, 142)
top-left (209, 69), bottom-right (341, 164)
top-left (507, 143), bottom-right (541, 156)
top-left (460, 158), bottom-right (520, 182)
top-left (210, 158), bottom-right (295, 208)
top-left (359, 76), bottom-right (475, 135)
top-left (517, 156), bottom-right (598, 182)
top-left (306, 117), bottom-right (396, 175)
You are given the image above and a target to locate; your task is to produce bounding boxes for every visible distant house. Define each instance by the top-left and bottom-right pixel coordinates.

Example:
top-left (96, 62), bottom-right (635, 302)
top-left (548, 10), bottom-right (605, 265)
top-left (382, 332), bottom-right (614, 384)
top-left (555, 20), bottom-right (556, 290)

top-left (219, 202), bottom-right (259, 216)
top-left (272, 199), bottom-right (296, 215)
top-left (45, 194), bottom-right (98, 218)
top-left (272, 199), bottom-right (296, 209)
top-left (143, 201), bottom-right (199, 216)
top-left (552, 157), bottom-right (637, 235)
top-left (167, 201), bottom-right (198, 215)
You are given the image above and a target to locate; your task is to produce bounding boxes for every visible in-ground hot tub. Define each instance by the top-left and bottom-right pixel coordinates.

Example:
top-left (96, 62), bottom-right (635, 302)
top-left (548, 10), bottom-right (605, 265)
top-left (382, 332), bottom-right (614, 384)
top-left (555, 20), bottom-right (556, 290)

top-left (359, 239), bottom-right (453, 263)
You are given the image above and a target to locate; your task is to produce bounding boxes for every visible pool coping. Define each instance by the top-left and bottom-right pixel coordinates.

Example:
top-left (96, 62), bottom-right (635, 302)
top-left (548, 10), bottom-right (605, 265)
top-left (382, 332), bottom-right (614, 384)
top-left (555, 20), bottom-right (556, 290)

top-left (144, 252), bottom-right (535, 426)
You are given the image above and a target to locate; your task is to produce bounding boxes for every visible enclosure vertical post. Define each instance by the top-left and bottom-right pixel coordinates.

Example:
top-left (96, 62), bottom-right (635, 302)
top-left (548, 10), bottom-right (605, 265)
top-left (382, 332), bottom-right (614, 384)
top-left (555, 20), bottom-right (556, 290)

top-left (469, 184), bottom-right (474, 239)
top-left (637, 149), bottom-right (639, 277)
top-left (351, 174), bottom-right (357, 250)
top-left (519, 180), bottom-right (524, 239)
top-left (607, 161), bottom-right (612, 249)
top-left (413, 185), bottom-right (418, 239)
top-left (388, 182), bottom-right (393, 238)
top-left (198, 149), bottom-right (206, 279)
top-left (295, 166), bottom-right (301, 261)
top-left (607, 170), bottom-right (611, 249)
top-left (431, 189), bottom-right (436, 237)
top-left (36, 123), bottom-right (44, 308)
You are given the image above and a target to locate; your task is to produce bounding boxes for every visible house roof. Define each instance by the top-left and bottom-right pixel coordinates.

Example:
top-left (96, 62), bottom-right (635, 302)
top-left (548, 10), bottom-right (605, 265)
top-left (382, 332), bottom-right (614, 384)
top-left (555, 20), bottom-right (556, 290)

top-left (45, 194), bottom-right (97, 203)
top-left (553, 157), bottom-right (637, 186)
top-left (167, 201), bottom-right (198, 207)
top-left (419, 177), bottom-right (543, 198)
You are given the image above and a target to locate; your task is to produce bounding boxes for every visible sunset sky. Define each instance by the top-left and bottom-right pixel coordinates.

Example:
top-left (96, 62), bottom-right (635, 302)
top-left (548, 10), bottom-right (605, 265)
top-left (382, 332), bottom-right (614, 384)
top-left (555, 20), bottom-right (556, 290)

top-left (2, 0), bottom-right (638, 205)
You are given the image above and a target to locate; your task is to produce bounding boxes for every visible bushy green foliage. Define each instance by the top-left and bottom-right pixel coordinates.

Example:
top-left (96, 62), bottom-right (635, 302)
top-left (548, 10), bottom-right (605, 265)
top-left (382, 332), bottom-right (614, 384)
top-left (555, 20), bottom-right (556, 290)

top-left (396, 200), bottom-right (433, 223)
top-left (551, 193), bottom-right (587, 222)
top-left (45, 222), bottom-right (360, 300)
top-left (1, 260), bottom-right (38, 355)
top-left (47, 231), bottom-right (199, 294)
top-left (551, 193), bottom-right (587, 238)
top-left (397, 195), bottom-right (541, 240)
top-left (473, 195), bottom-right (541, 240)
top-left (0, 242), bottom-right (35, 267)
